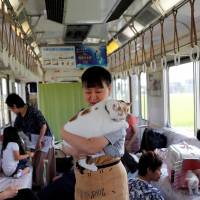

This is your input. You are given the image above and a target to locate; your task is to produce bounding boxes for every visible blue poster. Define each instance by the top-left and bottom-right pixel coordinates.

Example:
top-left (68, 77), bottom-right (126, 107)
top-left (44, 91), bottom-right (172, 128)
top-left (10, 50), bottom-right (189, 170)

top-left (75, 44), bottom-right (107, 68)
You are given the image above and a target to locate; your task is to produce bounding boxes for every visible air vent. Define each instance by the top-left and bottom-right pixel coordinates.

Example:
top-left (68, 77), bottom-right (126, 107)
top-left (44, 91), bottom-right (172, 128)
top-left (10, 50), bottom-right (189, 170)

top-left (65, 25), bottom-right (91, 43)
top-left (45, 0), bottom-right (64, 23)
top-left (107, 0), bottom-right (135, 22)
top-left (135, 5), bottom-right (160, 27)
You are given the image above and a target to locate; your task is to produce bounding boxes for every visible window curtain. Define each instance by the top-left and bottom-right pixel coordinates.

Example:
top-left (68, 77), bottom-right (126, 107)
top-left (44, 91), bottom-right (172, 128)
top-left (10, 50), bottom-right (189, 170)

top-left (38, 82), bottom-right (87, 140)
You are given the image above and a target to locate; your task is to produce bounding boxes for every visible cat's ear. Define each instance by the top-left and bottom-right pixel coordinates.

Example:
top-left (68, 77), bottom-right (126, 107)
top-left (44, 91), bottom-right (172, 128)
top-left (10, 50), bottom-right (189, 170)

top-left (126, 102), bottom-right (132, 107)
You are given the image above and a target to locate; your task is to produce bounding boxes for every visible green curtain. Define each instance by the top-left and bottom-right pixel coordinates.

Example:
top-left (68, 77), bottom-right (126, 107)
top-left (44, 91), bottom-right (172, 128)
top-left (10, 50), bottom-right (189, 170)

top-left (38, 82), bottom-right (87, 140)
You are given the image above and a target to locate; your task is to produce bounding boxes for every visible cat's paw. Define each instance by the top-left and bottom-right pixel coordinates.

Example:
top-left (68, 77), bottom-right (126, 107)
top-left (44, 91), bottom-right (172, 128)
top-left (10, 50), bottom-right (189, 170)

top-left (78, 159), bottom-right (98, 172)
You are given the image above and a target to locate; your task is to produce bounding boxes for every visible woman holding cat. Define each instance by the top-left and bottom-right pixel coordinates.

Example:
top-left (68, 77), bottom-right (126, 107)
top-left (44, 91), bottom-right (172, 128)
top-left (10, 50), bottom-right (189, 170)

top-left (61, 66), bottom-right (129, 200)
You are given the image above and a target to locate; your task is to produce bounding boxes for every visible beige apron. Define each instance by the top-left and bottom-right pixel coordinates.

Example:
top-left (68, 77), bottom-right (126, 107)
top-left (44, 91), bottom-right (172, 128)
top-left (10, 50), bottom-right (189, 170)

top-left (75, 156), bottom-right (129, 200)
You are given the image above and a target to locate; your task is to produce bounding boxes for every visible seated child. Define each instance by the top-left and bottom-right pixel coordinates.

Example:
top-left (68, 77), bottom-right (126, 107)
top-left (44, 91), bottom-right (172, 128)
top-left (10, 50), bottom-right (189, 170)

top-left (1, 126), bottom-right (34, 178)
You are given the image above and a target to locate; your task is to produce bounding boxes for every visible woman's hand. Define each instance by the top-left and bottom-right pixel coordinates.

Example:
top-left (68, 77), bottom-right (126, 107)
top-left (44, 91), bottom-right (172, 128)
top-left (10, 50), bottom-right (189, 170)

top-left (62, 143), bottom-right (81, 159)
top-left (27, 151), bottom-right (34, 158)
top-left (0, 187), bottom-right (18, 199)
top-left (61, 128), bottom-right (109, 154)
top-left (36, 139), bottom-right (44, 150)
top-left (126, 143), bottom-right (133, 153)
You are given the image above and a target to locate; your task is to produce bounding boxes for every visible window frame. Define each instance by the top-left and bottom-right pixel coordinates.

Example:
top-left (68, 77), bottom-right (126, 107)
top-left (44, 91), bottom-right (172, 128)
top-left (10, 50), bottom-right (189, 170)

top-left (164, 58), bottom-right (199, 137)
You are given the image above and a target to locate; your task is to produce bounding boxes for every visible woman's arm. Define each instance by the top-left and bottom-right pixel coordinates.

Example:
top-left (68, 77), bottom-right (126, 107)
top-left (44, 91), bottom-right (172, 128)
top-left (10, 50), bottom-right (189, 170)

top-left (61, 128), bottom-right (109, 154)
top-left (13, 150), bottom-right (29, 160)
top-left (62, 144), bottom-right (81, 158)
top-left (126, 126), bottom-right (137, 152)
top-left (0, 187), bottom-right (18, 200)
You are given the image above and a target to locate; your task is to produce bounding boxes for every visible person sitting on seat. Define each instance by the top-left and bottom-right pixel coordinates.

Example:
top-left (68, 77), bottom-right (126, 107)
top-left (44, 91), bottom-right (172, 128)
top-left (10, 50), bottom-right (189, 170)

top-left (0, 187), bottom-right (39, 200)
top-left (1, 126), bottom-right (34, 178)
top-left (125, 113), bottom-right (139, 153)
top-left (128, 151), bottom-right (164, 200)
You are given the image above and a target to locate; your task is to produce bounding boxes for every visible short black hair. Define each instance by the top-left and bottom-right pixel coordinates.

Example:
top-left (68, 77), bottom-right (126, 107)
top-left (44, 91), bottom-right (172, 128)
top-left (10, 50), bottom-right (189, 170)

top-left (138, 151), bottom-right (162, 176)
top-left (6, 93), bottom-right (25, 108)
top-left (81, 66), bottom-right (112, 88)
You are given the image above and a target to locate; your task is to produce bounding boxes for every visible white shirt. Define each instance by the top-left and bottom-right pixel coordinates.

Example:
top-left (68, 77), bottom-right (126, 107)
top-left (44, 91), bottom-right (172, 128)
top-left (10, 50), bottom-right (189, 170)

top-left (2, 142), bottom-right (19, 176)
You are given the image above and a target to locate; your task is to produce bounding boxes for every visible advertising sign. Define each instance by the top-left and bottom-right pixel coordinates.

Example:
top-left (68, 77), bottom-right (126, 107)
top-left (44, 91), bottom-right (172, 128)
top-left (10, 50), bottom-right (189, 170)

top-left (75, 44), bottom-right (107, 68)
top-left (41, 46), bottom-right (76, 69)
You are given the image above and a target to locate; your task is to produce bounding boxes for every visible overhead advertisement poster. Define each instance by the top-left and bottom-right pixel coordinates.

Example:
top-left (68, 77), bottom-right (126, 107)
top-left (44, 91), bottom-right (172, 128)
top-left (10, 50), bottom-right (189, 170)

top-left (41, 46), bottom-right (76, 69)
top-left (75, 44), bottom-right (107, 68)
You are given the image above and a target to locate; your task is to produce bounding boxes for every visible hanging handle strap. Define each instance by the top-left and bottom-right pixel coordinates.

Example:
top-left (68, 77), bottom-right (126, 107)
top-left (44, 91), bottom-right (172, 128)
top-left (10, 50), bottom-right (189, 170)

top-left (189, 0), bottom-right (197, 47)
top-left (160, 19), bottom-right (167, 69)
top-left (134, 38), bottom-right (139, 66)
top-left (189, 0), bottom-right (199, 62)
top-left (149, 26), bottom-right (157, 72)
top-left (173, 10), bottom-right (180, 66)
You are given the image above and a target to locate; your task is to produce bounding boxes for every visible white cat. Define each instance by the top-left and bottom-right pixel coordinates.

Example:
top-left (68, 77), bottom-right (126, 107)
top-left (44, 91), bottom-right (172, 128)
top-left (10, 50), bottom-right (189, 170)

top-left (185, 170), bottom-right (200, 195)
top-left (63, 99), bottom-right (130, 171)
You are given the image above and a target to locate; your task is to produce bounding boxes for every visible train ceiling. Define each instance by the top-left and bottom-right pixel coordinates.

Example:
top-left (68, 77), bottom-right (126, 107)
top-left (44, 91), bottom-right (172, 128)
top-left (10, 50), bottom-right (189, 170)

top-left (19, 0), bottom-right (199, 54)
top-left (0, 0), bottom-right (200, 82)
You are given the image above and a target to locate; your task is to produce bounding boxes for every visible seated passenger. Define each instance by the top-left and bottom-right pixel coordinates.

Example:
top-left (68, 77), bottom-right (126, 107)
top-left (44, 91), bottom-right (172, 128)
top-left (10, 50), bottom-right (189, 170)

top-left (0, 187), bottom-right (39, 200)
top-left (1, 126), bottom-right (33, 178)
top-left (128, 151), bottom-right (164, 200)
top-left (125, 114), bottom-right (139, 153)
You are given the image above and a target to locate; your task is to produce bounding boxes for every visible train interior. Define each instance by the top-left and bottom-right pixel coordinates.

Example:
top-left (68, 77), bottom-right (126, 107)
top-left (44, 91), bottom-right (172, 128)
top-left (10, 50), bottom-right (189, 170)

top-left (0, 0), bottom-right (200, 199)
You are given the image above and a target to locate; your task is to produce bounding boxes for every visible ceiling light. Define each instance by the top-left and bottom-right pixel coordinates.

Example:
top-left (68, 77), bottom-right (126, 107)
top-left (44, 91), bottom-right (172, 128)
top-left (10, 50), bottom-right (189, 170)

top-left (122, 26), bottom-right (135, 38)
top-left (9, 0), bottom-right (20, 11)
top-left (34, 46), bottom-right (40, 55)
top-left (158, 0), bottom-right (182, 12)
top-left (9, 0), bottom-right (26, 15)
top-left (84, 37), bottom-right (100, 44)
top-left (22, 21), bottom-right (30, 34)
top-left (107, 39), bottom-right (120, 55)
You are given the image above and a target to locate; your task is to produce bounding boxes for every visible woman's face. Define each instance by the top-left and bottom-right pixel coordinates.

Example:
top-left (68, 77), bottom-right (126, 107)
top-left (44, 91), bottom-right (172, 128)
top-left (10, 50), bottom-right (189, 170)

top-left (149, 167), bottom-right (162, 182)
top-left (83, 82), bottom-right (111, 106)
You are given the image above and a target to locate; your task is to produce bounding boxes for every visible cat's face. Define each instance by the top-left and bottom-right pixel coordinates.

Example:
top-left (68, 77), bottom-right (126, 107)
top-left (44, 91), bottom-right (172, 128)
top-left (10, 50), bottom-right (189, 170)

top-left (106, 99), bottom-right (131, 121)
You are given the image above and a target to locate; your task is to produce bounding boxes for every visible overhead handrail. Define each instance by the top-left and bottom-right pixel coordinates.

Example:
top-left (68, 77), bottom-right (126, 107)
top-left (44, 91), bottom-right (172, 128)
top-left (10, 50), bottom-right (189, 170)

top-left (134, 37), bottom-right (139, 66)
top-left (128, 41), bottom-right (133, 76)
top-left (141, 32), bottom-right (147, 73)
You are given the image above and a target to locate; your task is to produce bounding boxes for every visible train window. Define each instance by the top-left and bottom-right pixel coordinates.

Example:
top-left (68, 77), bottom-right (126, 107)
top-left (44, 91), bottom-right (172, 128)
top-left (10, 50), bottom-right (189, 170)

top-left (0, 78), bottom-right (9, 127)
top-left (113, 76), bottom-right (130, 102)
top-left (130, 74), bottom-right (139, 117)
top-left (0, 82), bottom-right (2, 127)
top-left (140, 72), bottom-right (148, 120)
top-left (2, 78), bottom-right (9, 125)
top-left (15, 82), bottom-right (20, 94)
top-left (168, 62), bottom-right (194, 134)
